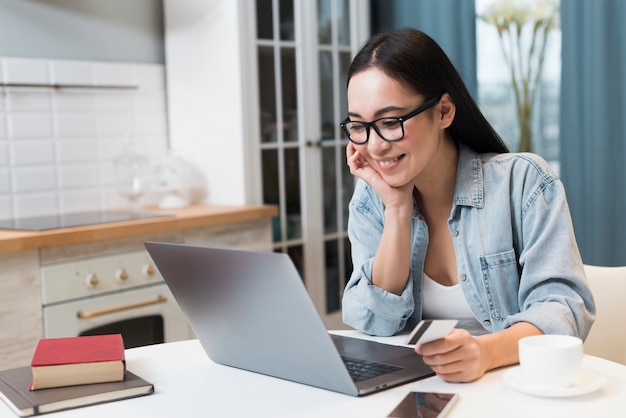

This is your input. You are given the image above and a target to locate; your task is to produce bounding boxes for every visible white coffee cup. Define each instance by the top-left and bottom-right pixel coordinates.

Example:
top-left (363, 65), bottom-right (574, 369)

top-left (518, 334), bottom-right (583, 388)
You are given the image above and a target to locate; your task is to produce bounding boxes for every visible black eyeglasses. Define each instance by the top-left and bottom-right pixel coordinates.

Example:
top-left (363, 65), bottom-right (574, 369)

top-left (340, 94), bottom-right (442, 144)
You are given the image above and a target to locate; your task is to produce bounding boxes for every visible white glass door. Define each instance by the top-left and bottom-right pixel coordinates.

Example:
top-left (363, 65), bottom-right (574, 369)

top-left (254, 0), bottom-right (368, 328)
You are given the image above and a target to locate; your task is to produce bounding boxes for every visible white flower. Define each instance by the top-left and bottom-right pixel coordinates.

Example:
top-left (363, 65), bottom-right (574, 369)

top-left (529, 0), bottom-right (558, 21)
top-left (480, 0), bottom-right (558, 29)
top-left (481, 0), bottom-right (519, 26)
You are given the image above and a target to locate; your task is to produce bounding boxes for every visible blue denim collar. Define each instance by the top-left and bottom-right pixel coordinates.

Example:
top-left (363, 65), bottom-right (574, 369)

top-left (454, 144), bottom-right (485, 209)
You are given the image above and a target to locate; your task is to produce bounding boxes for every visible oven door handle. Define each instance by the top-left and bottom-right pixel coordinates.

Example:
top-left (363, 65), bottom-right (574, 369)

top-left (76, 295), bottom-right (168, 319)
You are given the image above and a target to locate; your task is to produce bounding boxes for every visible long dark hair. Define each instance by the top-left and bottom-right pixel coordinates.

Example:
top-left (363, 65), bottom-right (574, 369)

top-left (347, 28), bottom-right (509, 154)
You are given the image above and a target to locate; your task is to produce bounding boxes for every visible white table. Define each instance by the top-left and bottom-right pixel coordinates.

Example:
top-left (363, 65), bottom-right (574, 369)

top-left (1, 331), bottom-right (625, 418)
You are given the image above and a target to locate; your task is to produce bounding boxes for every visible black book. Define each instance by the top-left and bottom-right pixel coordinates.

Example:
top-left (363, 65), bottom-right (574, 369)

top-left (0, 367), bottom-right (153, 417)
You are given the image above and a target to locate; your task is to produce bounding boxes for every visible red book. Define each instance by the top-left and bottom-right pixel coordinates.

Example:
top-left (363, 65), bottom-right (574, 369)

top-left (30, 335), bottom-right (125, 390)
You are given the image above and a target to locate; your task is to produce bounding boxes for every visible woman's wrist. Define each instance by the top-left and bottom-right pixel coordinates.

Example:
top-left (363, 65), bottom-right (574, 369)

top-left (477, 322), bottom-right (543, 371)
top-left (383, 203), bottom-right (413, 224)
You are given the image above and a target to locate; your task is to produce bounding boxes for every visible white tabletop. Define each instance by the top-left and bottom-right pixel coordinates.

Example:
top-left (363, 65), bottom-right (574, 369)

top-left (2, 331), bottom-right (625, 418)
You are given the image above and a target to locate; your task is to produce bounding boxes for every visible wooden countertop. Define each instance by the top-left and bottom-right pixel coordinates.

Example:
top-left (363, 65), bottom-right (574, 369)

top-left (0, 204), bottom-right (278, 253)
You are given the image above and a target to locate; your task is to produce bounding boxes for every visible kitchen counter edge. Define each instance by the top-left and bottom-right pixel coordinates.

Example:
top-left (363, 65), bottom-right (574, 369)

top-left (0, 204), bottom-right (278, 253)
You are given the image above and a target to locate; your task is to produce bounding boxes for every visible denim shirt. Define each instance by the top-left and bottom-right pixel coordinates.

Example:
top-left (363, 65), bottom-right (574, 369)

top-left (342, 144), bottom-right (595, 338)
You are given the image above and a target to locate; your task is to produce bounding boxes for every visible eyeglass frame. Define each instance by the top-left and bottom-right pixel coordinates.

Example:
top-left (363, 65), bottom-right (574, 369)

top-left (340, 94), bottom-right (443, 144)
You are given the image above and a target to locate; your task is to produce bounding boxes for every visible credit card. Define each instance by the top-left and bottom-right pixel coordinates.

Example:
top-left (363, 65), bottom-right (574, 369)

top-left (405, 319), bottom-right (458, 345)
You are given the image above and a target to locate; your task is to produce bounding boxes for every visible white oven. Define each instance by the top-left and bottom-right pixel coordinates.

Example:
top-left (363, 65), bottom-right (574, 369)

top-left (41, 250), bottom-right (192, 348)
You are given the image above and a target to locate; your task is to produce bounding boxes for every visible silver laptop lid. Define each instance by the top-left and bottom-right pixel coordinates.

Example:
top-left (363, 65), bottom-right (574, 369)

top-left (145, 242), bottom-right (358, 395)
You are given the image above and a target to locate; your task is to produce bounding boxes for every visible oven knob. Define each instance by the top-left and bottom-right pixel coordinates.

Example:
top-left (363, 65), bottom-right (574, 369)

top-left (115, 268), bottom-right (129, 282)
top-left (85, 273), bottom-right (99, 288)
top-left (142, 264), bottom-right (156, 278)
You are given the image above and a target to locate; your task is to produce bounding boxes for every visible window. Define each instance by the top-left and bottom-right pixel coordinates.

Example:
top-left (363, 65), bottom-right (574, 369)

top-left (476, 0), bottom-right (561, 166)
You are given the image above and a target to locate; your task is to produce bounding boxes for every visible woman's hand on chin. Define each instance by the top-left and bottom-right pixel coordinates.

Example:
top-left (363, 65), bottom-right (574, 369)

top-left (346, 143), bottom-right (414, 208)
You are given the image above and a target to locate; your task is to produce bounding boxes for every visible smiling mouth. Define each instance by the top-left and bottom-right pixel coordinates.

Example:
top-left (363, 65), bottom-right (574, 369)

top-left (378, 155), bottom-right (404, 168)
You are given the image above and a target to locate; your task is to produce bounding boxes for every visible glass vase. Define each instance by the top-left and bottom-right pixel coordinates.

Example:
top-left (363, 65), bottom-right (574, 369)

top-left (517, 101), bottom-right (534, 153)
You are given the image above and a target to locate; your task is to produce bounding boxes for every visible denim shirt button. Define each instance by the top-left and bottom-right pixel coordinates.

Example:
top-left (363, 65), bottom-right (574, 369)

top-left (453, 229), bottom-right (460, 237)
top-left (459, 274), bottom-right (467, 281)
top-left (483, 319), bottom-right (491, 326)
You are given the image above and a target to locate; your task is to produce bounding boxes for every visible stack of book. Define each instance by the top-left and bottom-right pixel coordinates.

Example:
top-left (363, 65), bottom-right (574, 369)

top-left (0, 334), bottom-right (153, 417)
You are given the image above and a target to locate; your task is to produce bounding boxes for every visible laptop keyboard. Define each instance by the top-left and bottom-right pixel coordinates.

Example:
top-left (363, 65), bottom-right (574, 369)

top-left (341, 356), bottom-right (402, 382)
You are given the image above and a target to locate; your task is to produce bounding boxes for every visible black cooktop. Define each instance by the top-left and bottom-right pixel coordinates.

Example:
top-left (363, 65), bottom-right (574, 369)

top-left (0, 211), bottom-right (170, 231)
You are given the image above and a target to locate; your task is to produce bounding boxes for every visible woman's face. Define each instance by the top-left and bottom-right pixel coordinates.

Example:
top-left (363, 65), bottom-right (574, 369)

top-left (346, 67), bottom-right (449, 188)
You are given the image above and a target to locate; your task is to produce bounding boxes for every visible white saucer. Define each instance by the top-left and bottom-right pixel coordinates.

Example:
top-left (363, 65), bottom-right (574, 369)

top-left (503, 366), bottom-right (606, 397)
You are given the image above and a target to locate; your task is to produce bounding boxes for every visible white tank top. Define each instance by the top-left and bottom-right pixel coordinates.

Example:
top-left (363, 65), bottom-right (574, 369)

top-left (421, 274), bottom-right (488, 336)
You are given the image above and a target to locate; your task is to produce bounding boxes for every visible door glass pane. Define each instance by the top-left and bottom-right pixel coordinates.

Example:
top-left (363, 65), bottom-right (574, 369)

top-left (322, 146), bottom-right (337, 234)
top-left (343, 236), bottom-right (352, 288)
top-left (339, 51), bottom-right (351, 122)
top-left (281, 47), bottom-right (298, 142)
top-left (256, 0), bottom-right (273, 39)
top-left (279, 0), bottom-right (295, 41)
top-left (325, 239), bottom-right (340, 314)
top-left (319, 51), bottom-right (334, 141)
top-left (318, 0), bottom-right (350, 45)
top-left (287, 244), bottom-right (304, 282)
top-left (337, 0), bottom-right (351, 45)
top-left (258, 46), bottom-right (277, 143)
top-left (284, 147), bottom-right (302, 240)
top-left (341, 153), bottom-right (354, 230)
top-left (262, 149), bottom-right (281, 241)
top-left (318, 0), bottom-right (331, 44)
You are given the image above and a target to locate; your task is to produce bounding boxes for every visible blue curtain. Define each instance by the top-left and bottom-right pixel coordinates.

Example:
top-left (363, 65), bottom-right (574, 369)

top-left (560, 1), bottom-right (626, 266)
top-left (370, 0), bottom-right (478, 98)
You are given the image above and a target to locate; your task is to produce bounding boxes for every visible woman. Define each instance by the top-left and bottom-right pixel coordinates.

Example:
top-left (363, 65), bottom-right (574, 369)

top-left (341, 28), bottom-right (595, 383)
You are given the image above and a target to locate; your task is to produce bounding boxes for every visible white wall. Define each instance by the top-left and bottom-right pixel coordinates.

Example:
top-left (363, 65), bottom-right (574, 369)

top-left (0, 0), bottom-right (164, 64)
top-left (163, 0), bottom-right (251, 205)
top-left (0, 0), bottom-right (170, 220)
top-left (0, 58), bottom-right (169, 220)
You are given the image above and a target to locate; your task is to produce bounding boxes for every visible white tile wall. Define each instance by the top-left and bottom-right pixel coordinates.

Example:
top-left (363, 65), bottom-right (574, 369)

top-left (11, 139), bottom-right (55, 165)
top-left (0, 57), bottom-right (169, 220)
top-left (0, 168), bottom-right (9, 193)
top-left (0, 141), bottom-right (8, 165)
top-left (7, 114), bottom-right (53, 138)
top-left (57, 138), bottom-right (98, 163)
top-left (5, 89), bottom-right (51, 112)
top-left (50, 61), bottom-right (92, 86)
top-left (12, 166), bottom-right (56, 192)
top-left (2, 58), bottom-right (50, 85)
top-left (0, 196), bottom-right (10, 220)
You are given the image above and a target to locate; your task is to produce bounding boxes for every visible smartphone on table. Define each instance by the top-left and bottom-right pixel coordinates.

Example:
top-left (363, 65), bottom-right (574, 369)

top-left (387, 391), bottom-right (459, 418)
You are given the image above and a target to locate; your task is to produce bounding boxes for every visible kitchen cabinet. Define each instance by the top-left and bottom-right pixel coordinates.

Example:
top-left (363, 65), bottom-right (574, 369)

top-left (0, 205), bottom-right (276, 370)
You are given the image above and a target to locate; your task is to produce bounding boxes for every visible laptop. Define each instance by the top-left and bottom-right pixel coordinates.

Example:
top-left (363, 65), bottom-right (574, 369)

top-left (144, 242), bottom-right (434, 396)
